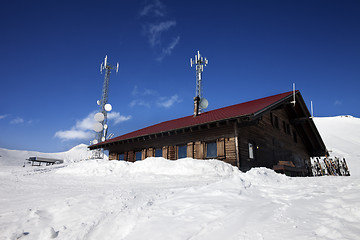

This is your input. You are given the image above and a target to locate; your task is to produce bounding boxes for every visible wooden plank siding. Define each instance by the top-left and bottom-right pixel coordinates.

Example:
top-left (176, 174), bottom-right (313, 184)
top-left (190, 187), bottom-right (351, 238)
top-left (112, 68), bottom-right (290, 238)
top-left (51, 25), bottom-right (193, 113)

top-left (109, 152), bottom-right (117, 160)
top-left (107, 106), bottom-right (312, 175)
top-left (238, 107), bottom-right (310, 172)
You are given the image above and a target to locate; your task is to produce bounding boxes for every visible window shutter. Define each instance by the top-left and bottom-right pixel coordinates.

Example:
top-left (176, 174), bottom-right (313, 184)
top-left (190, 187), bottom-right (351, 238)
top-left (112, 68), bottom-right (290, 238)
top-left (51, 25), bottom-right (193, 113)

top-left (187, 142), bottom-right (194, 158)
top-left (162, 146), bottom-right (168, 159)
top-left (195, 141), bottom-right (204, 159)
top-left (128, 151), bottom-right (134, 162)
top-left (217, 138), bottom-right (225, 159)
top-left (109, 152), bottom-right (116, 160)
top-left (147, 148), bottom-right (154, 157)
top-left (142, 149), bottom-right (147, 160)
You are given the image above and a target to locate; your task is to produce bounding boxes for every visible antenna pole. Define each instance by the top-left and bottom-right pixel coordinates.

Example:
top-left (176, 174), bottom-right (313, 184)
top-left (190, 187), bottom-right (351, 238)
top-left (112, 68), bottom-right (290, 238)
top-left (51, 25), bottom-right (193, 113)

top-left (190, 51), bottom-right (208, 113)
top-left (290, 83), bottom-right (296, 107)
top-left (92, 55), bottom-right (119, 159)
top-left (311, 100), bottom-right (314, 118)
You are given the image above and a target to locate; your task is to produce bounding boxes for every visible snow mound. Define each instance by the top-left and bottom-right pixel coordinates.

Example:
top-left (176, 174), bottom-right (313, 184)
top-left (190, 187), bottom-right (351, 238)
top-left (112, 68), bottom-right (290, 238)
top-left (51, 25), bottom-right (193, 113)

top-left (131, 157), bottom-right (238, 177)
top-left (244, 167), bottom-right (290, 184)
top-left (56, 157), bottom-right (239, 178)
top-left (56, 159), bottom-right (130, 176)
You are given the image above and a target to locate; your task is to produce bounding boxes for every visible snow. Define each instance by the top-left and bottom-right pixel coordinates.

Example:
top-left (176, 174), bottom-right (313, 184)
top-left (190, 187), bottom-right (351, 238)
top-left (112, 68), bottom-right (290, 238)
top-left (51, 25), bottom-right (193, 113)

top-left (1, 116), bottom-right (360, 239)
top-left (0, 144), bottom-right (95, 167)
top-left (314, 115), bottom-right (360, 177)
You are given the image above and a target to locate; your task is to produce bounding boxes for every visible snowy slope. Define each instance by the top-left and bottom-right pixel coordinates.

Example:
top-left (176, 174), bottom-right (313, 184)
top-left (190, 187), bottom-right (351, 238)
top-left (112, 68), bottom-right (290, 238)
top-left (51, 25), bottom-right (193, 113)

top-left (0, 116), bottom-right (360, 240)
top-left (0, 144), bottom-right (94, 166)
top-left (314, 115), bottom-right (360, 176)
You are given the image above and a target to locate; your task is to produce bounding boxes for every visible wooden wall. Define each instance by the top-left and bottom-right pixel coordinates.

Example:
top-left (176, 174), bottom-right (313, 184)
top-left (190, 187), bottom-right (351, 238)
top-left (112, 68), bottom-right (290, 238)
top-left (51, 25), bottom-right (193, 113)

top-left (238, 107), bottom-right (310, 172)
top-left (108, 123), bottom-right (237, 163)
top-left (107, 106), bottom-right (311, 175)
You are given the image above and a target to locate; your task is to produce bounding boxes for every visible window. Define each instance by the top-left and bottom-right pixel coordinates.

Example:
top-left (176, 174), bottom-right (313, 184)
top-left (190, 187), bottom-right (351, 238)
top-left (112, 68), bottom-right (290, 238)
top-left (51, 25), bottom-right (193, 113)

top-left (286, 124), bottom-right (291, 135)
top-left (177, 145), bottom-right (187, 159)
top-left (119, 153), bottom-right (125, 161)
top-left (270, 113), bottom-right (279, 129)
top-left (155, 148), bottom-right (162, 157)
top-left (283, 121), bottom-right (286, 133)
top-left (248, 143), bottom-right (254, 159)
top-left (293, 131), bottom-right (297, 143)
top-left (206, 142), bottom-right (217, 158)
top-left (135, 151), bottom-right (142, 161)
top-left (274, 116), bottom-right (279, 129)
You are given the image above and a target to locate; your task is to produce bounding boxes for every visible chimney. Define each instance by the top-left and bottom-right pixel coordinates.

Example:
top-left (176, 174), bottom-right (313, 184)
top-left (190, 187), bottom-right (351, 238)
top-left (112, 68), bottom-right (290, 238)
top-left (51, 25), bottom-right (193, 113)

top-left (193, 96), bottom-right (200, 117)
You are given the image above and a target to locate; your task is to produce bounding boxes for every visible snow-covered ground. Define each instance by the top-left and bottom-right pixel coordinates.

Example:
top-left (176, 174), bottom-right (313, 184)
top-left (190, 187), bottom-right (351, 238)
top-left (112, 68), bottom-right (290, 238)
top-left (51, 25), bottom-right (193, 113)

top-left (1, 116), bottom-right (360, 240)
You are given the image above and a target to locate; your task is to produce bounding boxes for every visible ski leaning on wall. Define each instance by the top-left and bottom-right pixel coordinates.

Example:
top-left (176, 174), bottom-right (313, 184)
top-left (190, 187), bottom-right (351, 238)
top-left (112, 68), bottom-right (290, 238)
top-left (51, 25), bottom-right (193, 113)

top-left (311, 157), bottom-right (350, 176)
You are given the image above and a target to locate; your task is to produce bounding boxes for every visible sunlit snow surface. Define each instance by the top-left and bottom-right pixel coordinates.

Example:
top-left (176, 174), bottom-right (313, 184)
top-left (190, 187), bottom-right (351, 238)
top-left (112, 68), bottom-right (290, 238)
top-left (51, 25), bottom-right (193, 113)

top-left (1, 116), bottom-right (360, 240)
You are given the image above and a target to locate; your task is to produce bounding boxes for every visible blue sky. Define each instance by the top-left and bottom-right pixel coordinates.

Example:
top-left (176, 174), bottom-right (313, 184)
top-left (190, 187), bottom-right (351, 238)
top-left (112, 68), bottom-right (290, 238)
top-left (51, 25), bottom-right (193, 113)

top-left (1, 0), bottom-right (359, 152)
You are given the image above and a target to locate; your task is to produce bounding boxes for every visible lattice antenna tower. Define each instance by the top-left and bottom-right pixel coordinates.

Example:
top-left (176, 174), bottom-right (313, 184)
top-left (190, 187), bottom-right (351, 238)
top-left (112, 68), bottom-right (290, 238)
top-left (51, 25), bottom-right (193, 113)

top-left (91, 55), bottom-right (119, 159)
top-left (190, 51), bottom-right (209, 113)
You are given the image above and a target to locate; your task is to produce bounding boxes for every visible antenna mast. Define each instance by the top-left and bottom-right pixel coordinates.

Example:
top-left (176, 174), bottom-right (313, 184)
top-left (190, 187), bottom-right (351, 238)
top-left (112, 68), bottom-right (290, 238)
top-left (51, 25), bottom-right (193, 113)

top-left (290, 83), bottom-right (296, 107)
top-left (190, 51), bottom-right (208, 114)
top-left (92, 55), bottom-right (119, 159)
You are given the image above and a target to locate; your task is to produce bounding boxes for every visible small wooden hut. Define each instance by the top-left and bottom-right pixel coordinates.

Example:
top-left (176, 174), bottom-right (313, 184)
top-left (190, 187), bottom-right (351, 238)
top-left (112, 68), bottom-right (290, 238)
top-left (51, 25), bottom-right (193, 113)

top-left (89, 91), bottom-right (327, 176)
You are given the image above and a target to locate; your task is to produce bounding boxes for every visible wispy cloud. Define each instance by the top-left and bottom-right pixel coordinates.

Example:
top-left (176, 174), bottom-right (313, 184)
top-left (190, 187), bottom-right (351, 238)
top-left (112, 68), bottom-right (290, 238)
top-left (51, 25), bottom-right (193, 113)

top-left (145, 21), bottom-right (177, 47)
top-left (55, 111), bottom-right (132, 141)
top-left (334, 100), bottom-right (342, 106)
top-left (130, 85), bottom-right (181, 109)
top-left (54, 129), bottom-right (93, 141)
top-left (129, 99), bottom-right (151, 108)
top-left (139, 0), bottom-right (180, 61)
top-left (108, 112), bottom-right (132, 125)
top-left (0, 114), bottom-right (9, 120)
top-left (156, 36), bottom-right (180, 61)
top-left (132, 85), bottom-right (157, 97)
top-left (10, 117), bottom-right (24, 125)
top-left (139, 0), bottom-right (166, 17)
top-left (157, 94), bottom-right (182, 108)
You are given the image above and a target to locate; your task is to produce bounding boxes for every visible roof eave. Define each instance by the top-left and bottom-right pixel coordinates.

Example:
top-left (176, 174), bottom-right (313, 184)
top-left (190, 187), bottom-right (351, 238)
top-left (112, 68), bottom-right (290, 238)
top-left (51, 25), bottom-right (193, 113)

top-left (88, 113), bottom-right (254, 150)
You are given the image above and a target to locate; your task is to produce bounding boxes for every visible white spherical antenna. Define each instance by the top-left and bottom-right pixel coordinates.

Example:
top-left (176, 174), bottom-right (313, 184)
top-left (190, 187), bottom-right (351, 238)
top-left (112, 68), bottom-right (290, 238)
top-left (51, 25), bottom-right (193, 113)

top-left (94, 112), bottom-right (105, 122)
top-left (104, 103), bottom-right (112, 112)
top-left (199, 98), bottom-right (209, 109)
top-left (92, 139), bottom-right (98, 144)
top-left (97, 100), bottom-right (101, 106)
top-left (93, 122), bottom-right (103, 132)
top-left (101, 137), bottom-right (106, 142)
top-left (103, 124), bottom-right (108, 130)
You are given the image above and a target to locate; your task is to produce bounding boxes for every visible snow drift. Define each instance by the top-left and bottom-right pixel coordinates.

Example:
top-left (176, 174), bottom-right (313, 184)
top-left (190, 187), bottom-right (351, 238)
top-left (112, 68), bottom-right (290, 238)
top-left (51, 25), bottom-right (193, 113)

top-left (56, 157), bottom-right (238, 178)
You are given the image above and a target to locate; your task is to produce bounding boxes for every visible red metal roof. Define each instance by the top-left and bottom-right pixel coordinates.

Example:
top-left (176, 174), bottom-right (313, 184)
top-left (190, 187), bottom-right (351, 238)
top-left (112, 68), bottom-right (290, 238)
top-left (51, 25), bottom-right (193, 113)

top-left (95, 91), bottom-right (294, 146)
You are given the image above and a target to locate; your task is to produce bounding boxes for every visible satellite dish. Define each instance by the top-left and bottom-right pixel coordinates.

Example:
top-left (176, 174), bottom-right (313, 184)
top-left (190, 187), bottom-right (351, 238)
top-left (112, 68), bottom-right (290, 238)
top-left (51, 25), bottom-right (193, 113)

top-left (93, 122), bottom-right (103, 132)
top-left (103, 124), bottom-right (108, 130)
top-left (92, 139), bottom-right (98, 144)
top-left (101, 137), bottom-right (106, 142)
top-left (94, 112), bottom-right (105, 122)
top-left (104, 103), bottom-right (112, 112)
top-left (97, 100), bottom-right (101, 106)
top-left (199, 98), bottom-right (209, 109)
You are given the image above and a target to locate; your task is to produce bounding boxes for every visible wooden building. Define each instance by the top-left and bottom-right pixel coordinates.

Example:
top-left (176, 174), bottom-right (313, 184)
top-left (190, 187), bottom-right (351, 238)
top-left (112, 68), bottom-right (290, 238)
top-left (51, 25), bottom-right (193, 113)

top-left (89, 91), bottom-right (327, 176)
